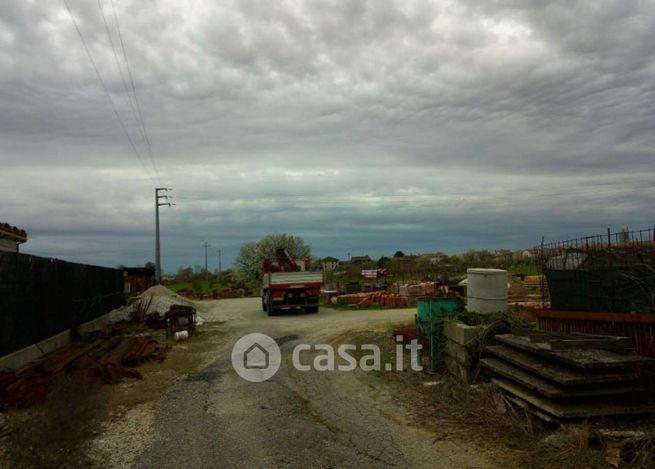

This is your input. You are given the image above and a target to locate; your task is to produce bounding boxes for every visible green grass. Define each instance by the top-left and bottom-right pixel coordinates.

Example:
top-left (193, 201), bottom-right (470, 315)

top-left (507, 263), bottom-right (539, 276)
top-left (165, 281), bottom-right (225, 295)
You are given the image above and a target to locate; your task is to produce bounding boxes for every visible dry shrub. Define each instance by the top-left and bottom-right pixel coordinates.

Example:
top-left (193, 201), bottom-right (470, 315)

top-left (3, 378), bottom-right (108, 469)
top-left (621, 435), bottom-right (655, 468)
top-left (421, 376), bottom-right (517, 428)
top-left (422, 381), bottom-right (607, 468)
top-left (528, 424), bottom-right (605, 469)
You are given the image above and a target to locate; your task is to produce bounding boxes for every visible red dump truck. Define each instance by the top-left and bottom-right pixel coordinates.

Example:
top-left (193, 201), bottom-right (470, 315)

top-left (261, 249), bottom-right (323, 316)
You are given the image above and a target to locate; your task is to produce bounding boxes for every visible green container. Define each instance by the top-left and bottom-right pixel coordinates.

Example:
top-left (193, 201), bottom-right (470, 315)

top-left (417, 297), bottom-right (461, 321)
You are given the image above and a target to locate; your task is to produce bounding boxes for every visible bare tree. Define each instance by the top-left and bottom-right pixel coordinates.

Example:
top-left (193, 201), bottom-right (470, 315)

top-left (234, 233), bottom-right (311, 283)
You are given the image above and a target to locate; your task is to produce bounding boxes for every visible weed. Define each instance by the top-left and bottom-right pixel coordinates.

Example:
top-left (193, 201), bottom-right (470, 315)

top-left (503, 435), bottom-right (518, 448)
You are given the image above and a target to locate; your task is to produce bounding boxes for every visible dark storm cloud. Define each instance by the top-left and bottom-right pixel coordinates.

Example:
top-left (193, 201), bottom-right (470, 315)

top-left (1, 0), bottom-right (654, 270)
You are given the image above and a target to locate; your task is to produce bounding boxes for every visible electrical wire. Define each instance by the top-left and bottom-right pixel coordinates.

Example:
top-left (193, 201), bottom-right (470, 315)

top-left (62, 0), bottom-right (156, 184)
top-left (97, 1), bottom-right (147, 156)
top-left (174, 183), bottom-right (654, 205)
top-left (107, 0), bottom-right (161, 183)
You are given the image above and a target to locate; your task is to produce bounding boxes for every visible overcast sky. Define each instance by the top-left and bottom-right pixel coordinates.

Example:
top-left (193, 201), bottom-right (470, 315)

top-left (1, 0), bottom-right (654, 272)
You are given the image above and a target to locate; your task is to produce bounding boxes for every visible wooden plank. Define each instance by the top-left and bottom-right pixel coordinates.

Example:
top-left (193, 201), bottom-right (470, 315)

top-left (481, 358), bottom-right (642, 398)
top-left (485, 345), bottom-right (635, 385)
top-left (491, 378), bottom-right (650, 419)
top-left (496, 334), bottom-right (651, 369)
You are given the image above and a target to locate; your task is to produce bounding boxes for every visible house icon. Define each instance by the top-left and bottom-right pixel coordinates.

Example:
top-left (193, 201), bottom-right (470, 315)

top-left (244, 343), bottom-right (270, 369)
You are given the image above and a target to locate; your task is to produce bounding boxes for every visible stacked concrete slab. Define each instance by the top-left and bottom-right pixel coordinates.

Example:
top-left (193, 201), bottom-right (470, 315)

top-left (482, 331), bottom-right (652, 421)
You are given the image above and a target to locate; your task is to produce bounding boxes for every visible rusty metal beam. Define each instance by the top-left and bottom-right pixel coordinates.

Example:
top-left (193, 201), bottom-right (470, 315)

top-left (529, 308), bottom-right (655, 324)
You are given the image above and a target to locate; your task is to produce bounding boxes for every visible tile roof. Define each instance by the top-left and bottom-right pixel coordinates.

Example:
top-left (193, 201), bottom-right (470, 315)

top-left (0, 222), bottom-right (27, 242)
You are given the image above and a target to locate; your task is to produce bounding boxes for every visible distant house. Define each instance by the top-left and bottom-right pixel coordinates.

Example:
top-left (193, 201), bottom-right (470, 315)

top-left (391, 250), bottom-right (418, 265)
top-left (0, 222), bottom-right (27, 253)
top-left (519, 249), bottom-right (538, 261)
top-left (394, 255), bottom-right (417, 265)
top-left (350, 255), bottom-right (372, 265)
top-left (495, 249), bottom-right (514, 262)
top-left (321, 256), bottom-right (340, 272)
top-left (420, 252), bottom-right (448, 265)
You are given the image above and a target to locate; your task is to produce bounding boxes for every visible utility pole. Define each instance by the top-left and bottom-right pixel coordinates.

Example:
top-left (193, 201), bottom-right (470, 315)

top-left (203, 241), bottom-right (210, 290)
top-left (155, 187), bottom-right (173, 283)
top-left (203, 242), bottom-right (209, 273)
top-left (218, 248), bottom-right (222, 274)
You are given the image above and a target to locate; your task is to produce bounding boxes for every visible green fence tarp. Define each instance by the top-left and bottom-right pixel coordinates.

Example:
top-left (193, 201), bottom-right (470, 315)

top-left (545, 267), bottom-right (655, 313)
top-left (0, 252), bottom-right (124, 356)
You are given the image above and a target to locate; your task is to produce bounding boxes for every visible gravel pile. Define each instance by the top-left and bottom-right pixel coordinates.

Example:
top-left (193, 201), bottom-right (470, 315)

top-left (135, 285), bottom-right (204, 324)
top-left (136, 285), bottom-right (195, 315)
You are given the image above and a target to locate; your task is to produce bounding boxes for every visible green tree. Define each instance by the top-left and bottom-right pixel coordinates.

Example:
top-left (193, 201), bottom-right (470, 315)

top-left (461, 249), bottom-right (494, 266)
top-left (416, 256), bottom-right (432, 268)
top-left (234, 233), bottom-right (311, 284)
top-left (377, 256), bottom-right (390, 268)
top-left (176, 266), bottom-right (194, 281)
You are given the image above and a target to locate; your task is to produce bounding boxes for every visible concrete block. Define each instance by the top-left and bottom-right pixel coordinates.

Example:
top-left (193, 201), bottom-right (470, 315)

top-left (442, 320), bottom-right (483, 346)
top-left (0, 330), bottom-right (70, 371)
top-left (444, 340), bottom-right (473, 366)
top-left (444, 355), bottom-right (474, 383)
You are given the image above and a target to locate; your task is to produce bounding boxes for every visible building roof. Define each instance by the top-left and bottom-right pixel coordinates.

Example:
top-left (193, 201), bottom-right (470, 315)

top-left (0, 222), bottom-right (27, 243)
top-left (350, 255), bottom-right (371, 262)
top-left (322, 256), bottom-right (339, 262)
top-left (394, 256), bottom-right (415, 262)
top-left (495, 249), bottom-right (513, 256)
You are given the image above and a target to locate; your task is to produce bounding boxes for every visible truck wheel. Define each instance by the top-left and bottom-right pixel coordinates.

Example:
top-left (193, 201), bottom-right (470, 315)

top-left (267, 295), bottom-right (278, 316)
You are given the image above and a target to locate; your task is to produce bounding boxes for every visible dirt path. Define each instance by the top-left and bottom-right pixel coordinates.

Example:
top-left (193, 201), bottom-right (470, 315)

top-left (120, 298), bottom-right (495, 468)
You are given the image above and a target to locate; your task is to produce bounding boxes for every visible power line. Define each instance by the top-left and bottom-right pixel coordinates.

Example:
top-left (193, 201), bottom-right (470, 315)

top-left (107, 0), bottom-right (161, 182)
top-left (174, 184), bottom-right (654, 204)
top-left (62, 0), bottom-right (156, 184)
top-left (97, 1), bottom-right (147, 155)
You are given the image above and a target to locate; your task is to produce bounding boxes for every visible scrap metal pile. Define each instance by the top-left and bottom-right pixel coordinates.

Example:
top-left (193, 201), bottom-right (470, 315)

top-left (482, 330), bottom-right (653, 422)
top-left (145, 304), bottom-right (197, 337)
top-left (0, 332), bottom-right (167, 408)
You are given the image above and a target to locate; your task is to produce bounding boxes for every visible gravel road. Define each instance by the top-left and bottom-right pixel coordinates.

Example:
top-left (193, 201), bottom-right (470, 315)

top-left (124, 298), bottom-right (493, 468)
